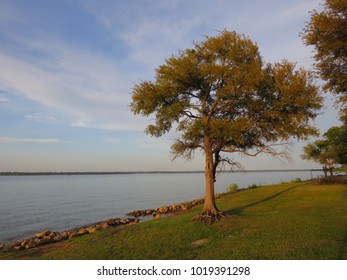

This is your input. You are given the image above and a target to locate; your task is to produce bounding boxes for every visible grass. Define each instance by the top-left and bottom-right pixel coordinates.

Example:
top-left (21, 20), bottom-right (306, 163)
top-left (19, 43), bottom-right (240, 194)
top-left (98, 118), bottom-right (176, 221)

top-left (1, 179), bottom-right (347, 260)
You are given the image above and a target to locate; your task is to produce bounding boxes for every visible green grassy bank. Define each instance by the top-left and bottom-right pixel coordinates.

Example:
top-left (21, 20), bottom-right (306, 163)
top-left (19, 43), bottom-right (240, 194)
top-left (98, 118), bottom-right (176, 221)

top-left (1, 179), bottom-right (347, 260)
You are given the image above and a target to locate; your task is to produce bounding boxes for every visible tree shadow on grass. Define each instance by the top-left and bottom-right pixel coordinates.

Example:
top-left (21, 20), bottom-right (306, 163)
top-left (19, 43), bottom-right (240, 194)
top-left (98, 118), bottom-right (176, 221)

top-left (225, 185), bottom-right (300, 216)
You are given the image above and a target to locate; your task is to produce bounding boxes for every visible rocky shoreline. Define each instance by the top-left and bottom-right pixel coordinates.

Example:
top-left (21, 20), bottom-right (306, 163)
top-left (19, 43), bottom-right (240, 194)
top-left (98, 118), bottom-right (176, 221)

top-left (0, 194), bottom-right (223, 253)
top-left (0, 217), bottom-right (139, 252)
top-left (126, 194), bottom-right (222, 218)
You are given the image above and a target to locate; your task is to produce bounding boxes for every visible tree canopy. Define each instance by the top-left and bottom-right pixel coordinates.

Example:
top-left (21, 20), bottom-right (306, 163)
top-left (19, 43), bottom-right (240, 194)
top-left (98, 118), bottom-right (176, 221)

top-left (302, 122), bottom-right (347, 173)
top-left (302, 0), bottom-right (347, 114)
top-left (131, 30), bottom-right (322, 221)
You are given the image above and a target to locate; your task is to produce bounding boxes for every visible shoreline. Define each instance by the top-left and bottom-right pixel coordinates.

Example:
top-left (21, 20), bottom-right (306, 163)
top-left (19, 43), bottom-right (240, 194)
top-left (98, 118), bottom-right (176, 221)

top-left (0, 194), bottom-right (223, 252)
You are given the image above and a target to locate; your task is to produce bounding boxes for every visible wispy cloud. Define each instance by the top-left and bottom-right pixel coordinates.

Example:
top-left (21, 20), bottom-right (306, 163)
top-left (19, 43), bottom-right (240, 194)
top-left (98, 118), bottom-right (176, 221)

top-left (25, 112), bottom-right (61, 125)
top-left (0, 0), bottom-right (322, 135)
top-left (0, 37), bottom-right (146, 131)
top-left (0, 96), bottom-right (9, 103)
top-left (0, 137), bottom-right (63, 144)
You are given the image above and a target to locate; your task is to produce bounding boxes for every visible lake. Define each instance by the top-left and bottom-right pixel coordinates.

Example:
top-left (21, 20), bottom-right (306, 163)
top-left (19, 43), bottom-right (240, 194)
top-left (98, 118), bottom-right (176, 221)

top-left (0, 170), bottom-right (322, 242)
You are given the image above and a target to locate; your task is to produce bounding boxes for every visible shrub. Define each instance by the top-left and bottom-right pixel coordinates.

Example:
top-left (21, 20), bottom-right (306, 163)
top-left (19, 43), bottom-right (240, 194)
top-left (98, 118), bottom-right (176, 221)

top-left (227, 183), bottom-right (239, 193)
top-left (248, 183), bottom-right (259, 189)
top-left (291, 178), bottom-right (302, 183)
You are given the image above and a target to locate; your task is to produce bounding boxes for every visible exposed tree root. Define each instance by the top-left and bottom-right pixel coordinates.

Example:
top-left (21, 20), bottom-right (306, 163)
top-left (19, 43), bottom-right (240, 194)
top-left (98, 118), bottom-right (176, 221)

top-left (192, 211), bottom-right (227, 224)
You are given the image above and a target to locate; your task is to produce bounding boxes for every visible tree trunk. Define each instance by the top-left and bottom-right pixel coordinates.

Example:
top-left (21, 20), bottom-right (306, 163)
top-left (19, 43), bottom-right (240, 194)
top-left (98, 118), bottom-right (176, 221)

top-left (202, 141), bottom-right (220, 215)
top-left (329, 168), bottom-right (334, 177)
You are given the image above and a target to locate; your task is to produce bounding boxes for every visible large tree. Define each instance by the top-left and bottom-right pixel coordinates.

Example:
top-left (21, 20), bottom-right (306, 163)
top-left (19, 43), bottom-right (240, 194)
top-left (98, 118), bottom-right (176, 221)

top-left (302, 0), bottom-right (347, 114)
top-left (131, 30), bottom-right (322, 221)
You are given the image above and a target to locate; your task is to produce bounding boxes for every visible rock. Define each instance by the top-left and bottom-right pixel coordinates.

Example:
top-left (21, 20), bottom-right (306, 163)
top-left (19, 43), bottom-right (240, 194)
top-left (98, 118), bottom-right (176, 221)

top-left (100, 222), bottom-right (109, 230)
top-left (34, 238), bottom-right (43, 246)
top-left (0, 244), bottom-right (4, 251)
top-left (41, 236), bottom-right (51, 244)
top-left (48, 232), bottom-right (57, 240)
top-left (107, 218), bottom-right (121, 226)
top-left (35, 230), bottom-right (51, 239)
top-left (154, 214), bottom-right (161, 220)
top-left (86, 227), bottom-right (97, 234)
top-left (181, 204), bottom-right (188, 211)
top-left (95, 224), bottom-right (102, 230)
top-left (61, 231), bottom-right (69, 240)
top-left (68, 232), bottom-right (76, 239)
top-left (24, 240), bottom-right (35, 250)
top-left (77, 228), bottom-right (88, 236)
top-left (158, 206), bottom-right (169, 213)
top-left (13, 246), bottom-right (23, 251)
top-left (53, 235), bottom-right (62, 242)
top-left (129, 219), bottom-right (139, 225)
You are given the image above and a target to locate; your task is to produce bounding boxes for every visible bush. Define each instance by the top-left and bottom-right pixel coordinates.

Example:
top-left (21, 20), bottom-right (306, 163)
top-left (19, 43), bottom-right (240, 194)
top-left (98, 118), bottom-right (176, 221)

top-left (291, 178), bottom-right (302, 183)
top-left (248, 183), bottom-right (259, 189)
top-left (227, 183), bottom-right (238, 193)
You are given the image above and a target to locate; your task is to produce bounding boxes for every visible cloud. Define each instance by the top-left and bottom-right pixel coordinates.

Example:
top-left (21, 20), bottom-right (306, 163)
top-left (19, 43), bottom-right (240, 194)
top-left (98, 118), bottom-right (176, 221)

top-left (0, 0), bottom-right (323, 134)
top-left (25, 112), bottom-right (61, 125)
top-left (0, 96), bottom-right (9, 102)
top-left (0, 137), bottom-right (63, 144)
top-left (104, 137), bottom-right (124, 144)
top-left (0, 37), bottom-right (147, 131)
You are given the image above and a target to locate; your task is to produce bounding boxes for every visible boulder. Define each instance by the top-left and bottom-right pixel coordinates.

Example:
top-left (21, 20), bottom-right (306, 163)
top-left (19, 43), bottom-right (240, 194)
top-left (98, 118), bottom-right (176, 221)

top-left (181, 204), bottom-right (188, 210)
top-left (129, 219), bottom-right (139, 225)
top-left (158, 206), bottom-right (169, 213)
top-left (77, 228), bottom-right (88, 236)
top-left (86, 227), bottom-right (97, 234)
top-left (24, 240), bottom-right (36, 249)
top-left (53, 235), bottom-right (62, 242)
top-left (60, 231), bottom-right (69, 240)
top-left (68, 232), bottom-right (76, 239)
top-left (41, 235), bottom-right (51, 245)
top-left (35, 230), bottom-right (51, 239)
top-left (107, 218), bottom-right (120, 226)
top-left (48, 232), bottom-right (57, 240)
top-left (34, 238), bottom-right (43, 246)
top-left (154, 214), bottom-right (161, 220)
top-left (100, 222), bottom-right (109, 230)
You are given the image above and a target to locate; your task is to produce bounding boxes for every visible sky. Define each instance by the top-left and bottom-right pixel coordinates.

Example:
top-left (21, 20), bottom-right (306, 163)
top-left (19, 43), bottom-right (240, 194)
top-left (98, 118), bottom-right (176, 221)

top-left (0, 0), bottom-right (341, 172)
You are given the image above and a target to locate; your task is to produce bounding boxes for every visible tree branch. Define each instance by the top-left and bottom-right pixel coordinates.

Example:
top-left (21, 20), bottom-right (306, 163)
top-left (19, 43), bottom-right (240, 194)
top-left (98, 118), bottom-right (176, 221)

top-left (221, 143), bottom-right (291, 161)
top-left (183, 110), bottom-right (199, 119)
top-left (171, 140), bottom-right (204, 161)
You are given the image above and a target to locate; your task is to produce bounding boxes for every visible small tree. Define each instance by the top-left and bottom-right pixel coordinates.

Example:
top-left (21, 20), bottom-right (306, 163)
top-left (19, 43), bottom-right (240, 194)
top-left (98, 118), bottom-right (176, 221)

top-left (302, 140), bottom-right (335, 177)
top-left (302, 0), bottom-right (347, 115)
top-left (302, 123), bottom-right (347, 176)
top-left (131, 30), bottom-right (322, 222)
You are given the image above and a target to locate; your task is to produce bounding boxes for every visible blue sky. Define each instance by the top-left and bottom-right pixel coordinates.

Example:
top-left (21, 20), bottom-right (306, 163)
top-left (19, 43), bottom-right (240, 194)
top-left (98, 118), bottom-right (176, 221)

top-left (0, 0), bottom-right (341, 172)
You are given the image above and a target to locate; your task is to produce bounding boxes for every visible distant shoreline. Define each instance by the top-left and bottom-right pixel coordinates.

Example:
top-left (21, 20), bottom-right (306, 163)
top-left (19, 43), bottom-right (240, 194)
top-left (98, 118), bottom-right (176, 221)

top-left (0, 169), bottom-right (323, 176)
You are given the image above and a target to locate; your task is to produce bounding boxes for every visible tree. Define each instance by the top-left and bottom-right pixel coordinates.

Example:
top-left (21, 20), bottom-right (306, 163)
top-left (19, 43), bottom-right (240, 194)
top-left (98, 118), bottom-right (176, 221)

top-left (131, 30), bottom-right (322, 222)
top-left (302, 0), bottom-right (347, 115)
top-left (302, 123), bottom-right (347, 177)
top-left (302, 140), bottom-right (335, 177)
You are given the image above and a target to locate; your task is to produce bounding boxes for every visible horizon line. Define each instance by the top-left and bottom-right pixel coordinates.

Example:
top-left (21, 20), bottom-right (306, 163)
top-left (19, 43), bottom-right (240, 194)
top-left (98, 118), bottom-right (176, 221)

top-left (0, 169), bottom-right (324, 176)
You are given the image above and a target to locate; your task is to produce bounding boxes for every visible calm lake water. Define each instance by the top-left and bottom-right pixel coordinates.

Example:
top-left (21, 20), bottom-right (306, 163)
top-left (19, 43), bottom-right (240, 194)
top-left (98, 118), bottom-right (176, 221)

top-left (0, 171), bottom-right (322, 242)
